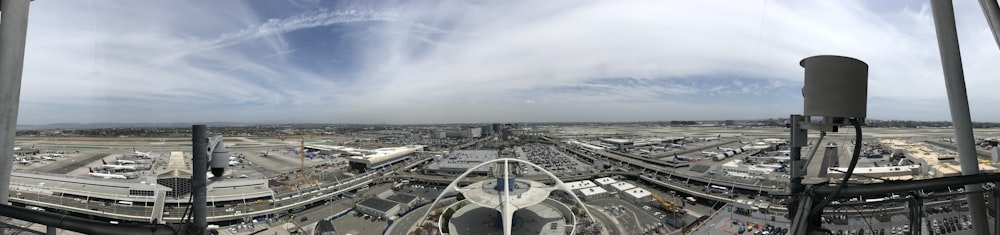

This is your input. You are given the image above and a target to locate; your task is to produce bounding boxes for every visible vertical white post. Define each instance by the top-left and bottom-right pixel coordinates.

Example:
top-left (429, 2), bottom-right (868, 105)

top-left (0, 1), bottom-right (31, 234)
top-left (930, 1), bottom-right (990, 234)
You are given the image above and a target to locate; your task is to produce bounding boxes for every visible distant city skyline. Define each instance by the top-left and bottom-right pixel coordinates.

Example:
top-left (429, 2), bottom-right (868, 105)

top-left (16, 0), bottom-right (1000, 124)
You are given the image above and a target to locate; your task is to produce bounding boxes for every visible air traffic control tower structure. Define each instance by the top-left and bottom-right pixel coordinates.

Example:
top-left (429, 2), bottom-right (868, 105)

top-left (421, 158), bottom-right (594, 235)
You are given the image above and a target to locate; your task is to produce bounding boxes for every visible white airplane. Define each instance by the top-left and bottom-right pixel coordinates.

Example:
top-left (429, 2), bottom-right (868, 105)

top-left (41, 156), bottom-right (56, 161)
top-left (115, 159), bottom-right (137, 165)
top-left (758, 164), bottom-right (784, 169)
top-left (228, 160), bottom-right (240, 166)
top-left (132, 147), bottom-right (154, 159)
top-left (16, 158), bottom-right (31, 165)
top-left (651, 146), bottom-right (666, 151)
top-left (702, 151), bottom-right (733, 158)
top-left (718, 147), bottom-right (745, 154)
top-left (88, 167), bottom-right (128, 179)
top-left (674, 154), bottom-right (699, 162)
top-left (669, 143), bottom-right (686, 148)
top-left (699, 135), bottom-right (722, 141)
top-left (101, 159), bottom-right (136, 171)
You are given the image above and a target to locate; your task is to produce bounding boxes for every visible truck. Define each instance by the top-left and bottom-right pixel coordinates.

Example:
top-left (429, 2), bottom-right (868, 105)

top-left (650, 194), bottom-right (683, 214)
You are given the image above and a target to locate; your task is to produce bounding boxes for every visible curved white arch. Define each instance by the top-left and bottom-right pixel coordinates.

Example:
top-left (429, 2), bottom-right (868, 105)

top-left (419, 158), bottom-right (593, 235)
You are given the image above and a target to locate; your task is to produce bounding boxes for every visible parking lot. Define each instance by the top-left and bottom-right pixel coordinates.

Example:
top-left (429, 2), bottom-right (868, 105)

top-left (588, 198), bottom-right (673, 235)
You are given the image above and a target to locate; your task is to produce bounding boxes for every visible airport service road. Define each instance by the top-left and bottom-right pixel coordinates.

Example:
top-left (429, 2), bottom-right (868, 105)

top-left (386, 205), bottom-right (430, 235)
top-left (586, 204), bottom-right (626, 235)
top-left (290, 196), bottom-right (355, 229)
top-left (292, 182), bottom-right (396, 232)
top-left (588, 198), bottom-right (665, 234)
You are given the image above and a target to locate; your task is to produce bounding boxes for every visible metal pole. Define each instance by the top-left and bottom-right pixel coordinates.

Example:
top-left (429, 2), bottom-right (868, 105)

top-left (930, 1), bottom-right (990, 234)
top-left (978, 0), bottom-right (1000, 50)
top-left (788, 115), bottom-right (811, 234)
top-left (192, 125), bottom-right (209, 234)
top-left (0, 1), bottom-right (32, 234)
top-left (994, 190), bottom-right (999, 234)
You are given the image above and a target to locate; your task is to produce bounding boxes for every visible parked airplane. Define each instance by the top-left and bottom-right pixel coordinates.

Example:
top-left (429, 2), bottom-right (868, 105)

top-left (718, 146), bottom-right (745, 154)
top-left (758, 164), bottom-right (784, 169)
top-left (132, 147), bottom-right (154, 159)
top-left (115, 158), bottom-right (137, 165)
top-left (16, 158), bottom-right (31, 165)
top-left (699, 135), bottom-right (722, 141)
top-left (701, 151), bottom-right (733, 158)
top-left (669, 143), bottom-right (686, 148)
top-left (88, 167), bottom-right (128, 179)
top-left (771, 155), bottom-right (791, 162)
top-left (228, 160), bottom-right (241, 166)
top-left (674, 153), bottom-right (699, 162)
top-left (101, 159), bottom-right (136, 171)
top-left (41, 156), bottom-right (56, 161)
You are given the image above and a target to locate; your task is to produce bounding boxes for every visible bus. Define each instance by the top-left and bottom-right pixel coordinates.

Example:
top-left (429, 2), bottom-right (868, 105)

top-left (709, 185), bottom-right (728, 193)
top-left (118, 201), bottom-right (133, 206)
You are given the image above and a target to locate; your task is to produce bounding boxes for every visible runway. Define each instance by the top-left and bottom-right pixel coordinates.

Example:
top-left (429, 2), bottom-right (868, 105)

top-left (34, 153), bottom-right (110, 174)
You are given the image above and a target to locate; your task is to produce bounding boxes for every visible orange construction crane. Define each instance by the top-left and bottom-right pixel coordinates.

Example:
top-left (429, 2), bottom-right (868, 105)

top-left (651, 194), bottom-right (682, 214)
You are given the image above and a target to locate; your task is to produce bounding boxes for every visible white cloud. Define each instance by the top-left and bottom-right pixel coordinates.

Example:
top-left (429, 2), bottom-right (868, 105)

top-left (15, 0), bottom-right (1000, 124)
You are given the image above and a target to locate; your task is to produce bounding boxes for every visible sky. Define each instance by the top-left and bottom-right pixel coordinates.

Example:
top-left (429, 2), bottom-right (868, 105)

top-left (14, 0), bottom-right (1000, 124)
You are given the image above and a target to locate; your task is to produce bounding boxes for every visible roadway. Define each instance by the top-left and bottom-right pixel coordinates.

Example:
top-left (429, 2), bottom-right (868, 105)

top-left (561, 144), bottom-right (790, 196)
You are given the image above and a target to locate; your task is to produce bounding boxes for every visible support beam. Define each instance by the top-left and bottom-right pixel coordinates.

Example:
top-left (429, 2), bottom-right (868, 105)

top-left (191, 125), bottom-right (208, 234)
top-left (0, 1), bottom-right (32, 234)
top-left (979, 0), bottom-right (1000, 50)
top-left (930, 1), bottom-right (990, 234)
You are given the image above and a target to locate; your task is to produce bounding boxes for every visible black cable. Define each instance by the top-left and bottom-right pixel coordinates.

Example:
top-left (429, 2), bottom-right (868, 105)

top-left (809, 118), bottom-right (863, 218)
top-left (852, 205), bottom-right (876, 235)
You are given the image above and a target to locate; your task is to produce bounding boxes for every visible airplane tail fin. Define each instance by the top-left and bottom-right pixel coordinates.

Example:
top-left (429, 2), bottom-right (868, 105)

top-left (89, 167), bottom-right (94, 173)
top-left (101, 159), bottom-right (107, 165)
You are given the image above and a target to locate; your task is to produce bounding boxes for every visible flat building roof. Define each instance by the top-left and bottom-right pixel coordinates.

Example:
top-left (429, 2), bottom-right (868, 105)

top-left (594, 177), bottom-right (617, 186)
top-left (624, 188), bottom-right (651, 199)
top-left (427, 150), bottom-right (497, 170)
top-left (358, 198), bottom-right (399, 212)
top-left (608, 182), bottom-right (636, 191)
top-left (580, 186), bottom-right (608, 196)
top-left (564, 180), bottom-right (596, 190)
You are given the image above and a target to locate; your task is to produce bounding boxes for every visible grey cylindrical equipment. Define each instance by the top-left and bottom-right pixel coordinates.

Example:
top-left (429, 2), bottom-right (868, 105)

top-left (800, 55), bottom-right (869, 121)
top-left (210, 139), bottom-right (229, 177)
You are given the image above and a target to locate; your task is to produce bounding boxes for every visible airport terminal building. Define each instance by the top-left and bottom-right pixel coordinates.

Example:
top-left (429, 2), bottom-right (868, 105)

top-left (303, 145), bottom-right (424, 171)
top-left (422, 150), bottom-right (497, 176)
